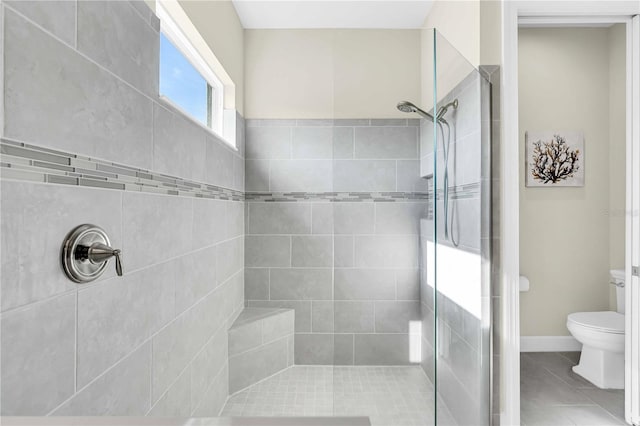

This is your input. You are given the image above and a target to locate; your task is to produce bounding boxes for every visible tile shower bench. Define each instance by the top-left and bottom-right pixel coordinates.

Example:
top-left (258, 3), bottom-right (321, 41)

top-left (228, 308), bottom-right (295, 394)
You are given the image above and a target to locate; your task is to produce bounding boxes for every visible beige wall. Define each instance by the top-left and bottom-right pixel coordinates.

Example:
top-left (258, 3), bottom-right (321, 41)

top-left (424, 0), bottom-right (480, 66)
top-left (420, 0), bottom-right (501, 106)
top-left (243, 29), bottom-right (421, 119)
top-left (608, 24), bottom-right (627, 309)
top-left (422, 0), bottom-right (501, 67)
top-left (519, 27), bottom-right (625, 337)
top-left (479, 0), bottom-right (501, 66)
top-left (420, 0), bottom-right (478, 107)
top-left (180, 0), bottom-right (245, 114)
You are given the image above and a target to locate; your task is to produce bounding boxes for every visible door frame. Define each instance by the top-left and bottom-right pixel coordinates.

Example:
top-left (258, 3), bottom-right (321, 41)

top-left (501, 2), bottom-right (640, 425)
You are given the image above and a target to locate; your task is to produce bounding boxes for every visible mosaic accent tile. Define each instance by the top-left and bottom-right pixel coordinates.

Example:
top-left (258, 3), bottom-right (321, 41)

top-left (435, 182), bottom-right (482, 200)
top-left (1, 138), bottom-right (476, 205)
top-left (245, 192), bottom-right (429, 203)
top-left (0, 139), bottom-right (244, 201)
top-left (246, 119), bottom-right (420, 128)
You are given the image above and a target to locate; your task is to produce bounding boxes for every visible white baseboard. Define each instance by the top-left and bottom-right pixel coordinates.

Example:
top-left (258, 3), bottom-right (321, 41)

top-left (520, 336), bottom-right (582, 352)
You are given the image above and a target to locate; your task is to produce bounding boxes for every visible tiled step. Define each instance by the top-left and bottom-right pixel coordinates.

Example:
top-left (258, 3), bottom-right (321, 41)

top-left (228, 308), bottom-right (295, 394)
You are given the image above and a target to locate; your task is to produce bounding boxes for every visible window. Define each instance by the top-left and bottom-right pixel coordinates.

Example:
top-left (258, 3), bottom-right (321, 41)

top-left (157, 2), bottom-right (225, 137)
top-left (160, 34), bottom-right (209, 126)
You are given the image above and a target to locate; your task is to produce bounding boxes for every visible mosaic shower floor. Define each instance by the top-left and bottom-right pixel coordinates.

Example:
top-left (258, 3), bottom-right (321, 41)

top-left (220, 366), bottom-right (440, 426)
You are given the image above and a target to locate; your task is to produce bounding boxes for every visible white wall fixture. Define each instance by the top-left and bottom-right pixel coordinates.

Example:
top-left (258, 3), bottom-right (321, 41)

top-left (519, 275), bottom-right (529, 292)
top-left (525, 131), bottom-right (585, 187)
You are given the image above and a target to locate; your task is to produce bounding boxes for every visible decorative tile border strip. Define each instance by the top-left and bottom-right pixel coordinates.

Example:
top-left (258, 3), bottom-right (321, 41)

top-left (245, 192), bottom-right (429, 202)
top-left (245, 182), bottom-right (480, 203)
top-left (0, 139), bottom-right (244, 201)
top-left (1, 139), bottom-right (479, 205)
top-left (246, 118), bottom-right (422, 127)
top-left (440, 182), bottom-right (482, 200)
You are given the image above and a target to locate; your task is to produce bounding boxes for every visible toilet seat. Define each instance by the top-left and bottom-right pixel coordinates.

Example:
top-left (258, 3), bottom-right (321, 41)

top-left (567, 311), bottom-right (624, 334)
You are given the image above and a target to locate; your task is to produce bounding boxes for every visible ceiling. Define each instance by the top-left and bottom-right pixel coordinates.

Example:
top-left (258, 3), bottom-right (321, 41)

top-left (231, 1), bottom-right (434, 29)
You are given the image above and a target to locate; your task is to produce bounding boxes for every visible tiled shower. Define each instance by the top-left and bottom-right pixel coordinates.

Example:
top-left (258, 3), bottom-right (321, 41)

top-left (0, 2), bottom-right (494, 425)
top-left (245, 119), bottom-right (426, 366)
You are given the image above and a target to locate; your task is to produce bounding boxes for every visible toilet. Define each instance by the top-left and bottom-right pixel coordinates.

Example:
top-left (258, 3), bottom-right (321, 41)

top-left (566, 269), bottom-right (625, 389)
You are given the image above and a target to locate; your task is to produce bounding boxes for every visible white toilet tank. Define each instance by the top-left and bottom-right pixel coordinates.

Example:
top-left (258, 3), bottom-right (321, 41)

top-left (611, 269), bottom-right (626, 314)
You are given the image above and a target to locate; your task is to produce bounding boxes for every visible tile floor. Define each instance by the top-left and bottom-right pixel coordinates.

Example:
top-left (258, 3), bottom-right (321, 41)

top-left (220, 365), bottom-right (438, 425)
top-left (521, 352), bottom-right (626, 426)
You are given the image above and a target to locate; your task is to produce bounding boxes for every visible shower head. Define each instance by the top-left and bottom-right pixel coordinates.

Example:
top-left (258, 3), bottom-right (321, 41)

top-left (436, 99), bottom-right (459, 121)
top-left (397, 101), bottom-right (416, 114)
top-left (396, 101), bottom-right (435, 122)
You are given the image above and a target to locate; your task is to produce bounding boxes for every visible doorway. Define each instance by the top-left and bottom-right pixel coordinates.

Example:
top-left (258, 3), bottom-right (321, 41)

top-left (517, 24), bottom-right (627, 425)
top-left (501, 3), bottom-right (640, 425)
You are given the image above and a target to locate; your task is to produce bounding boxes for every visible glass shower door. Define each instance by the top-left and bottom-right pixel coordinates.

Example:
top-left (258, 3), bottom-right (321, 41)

top-left (327, 28), bottom-right (491, 426)
top-left (432, 30), bottom-right (492, 426)
top-left (329, 29), bottom-right (436, 426)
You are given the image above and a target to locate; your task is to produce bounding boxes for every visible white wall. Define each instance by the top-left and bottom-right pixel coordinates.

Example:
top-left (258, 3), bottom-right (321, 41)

top-left (518, 27), bottom-right (625, 337)
top-left (244, 29), bottom-right (421, 119)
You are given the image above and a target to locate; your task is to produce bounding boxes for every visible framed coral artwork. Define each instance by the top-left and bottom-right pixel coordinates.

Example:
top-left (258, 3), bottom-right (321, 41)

top-left (525, 131), bottom-right (585, 187)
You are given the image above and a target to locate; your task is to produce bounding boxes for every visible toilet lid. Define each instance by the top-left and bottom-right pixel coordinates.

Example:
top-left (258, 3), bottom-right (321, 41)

top-left (568, 311), bottom-right (625, 334)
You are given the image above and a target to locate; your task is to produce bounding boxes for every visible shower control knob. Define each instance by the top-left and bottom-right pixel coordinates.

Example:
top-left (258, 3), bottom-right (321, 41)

top-left (61, 224), bottom-right (124, 283)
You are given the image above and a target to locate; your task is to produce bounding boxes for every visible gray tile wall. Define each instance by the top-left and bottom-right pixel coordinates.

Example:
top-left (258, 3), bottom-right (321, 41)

top-left (245, 119), bottom-right (427, 366)
top-left (245, 119), bottom-right (426, 194)
top-left (1, 1), bottom-right (245, 417)
top-left (419, 69), bottom-right (493, 425)
top-left (3, 1), bottom-right (244, 191)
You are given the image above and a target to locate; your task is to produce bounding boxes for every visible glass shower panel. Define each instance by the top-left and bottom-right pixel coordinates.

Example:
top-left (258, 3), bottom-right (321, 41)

top-left (433, 31), bottom-right (492, 426)
top-left (327, 28), bottom-right (491, 426)
top-left (330, 29), bottom-right (436, 426)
